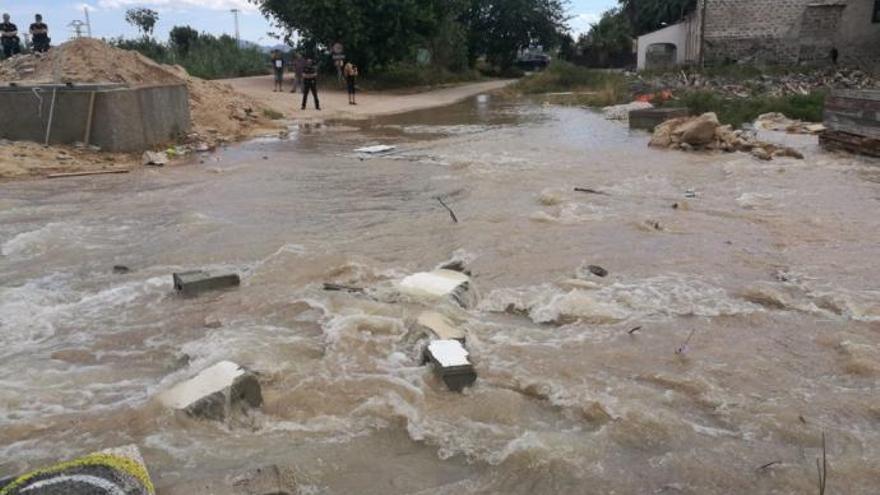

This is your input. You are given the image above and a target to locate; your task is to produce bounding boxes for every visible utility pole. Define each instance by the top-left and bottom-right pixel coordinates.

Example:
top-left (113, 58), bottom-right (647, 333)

top-left (84, 7), bottom-right (92, 37)
top-left (69, 20), bottom-right (86, 39)
top-left (230, 9), bottom-right (240, 44)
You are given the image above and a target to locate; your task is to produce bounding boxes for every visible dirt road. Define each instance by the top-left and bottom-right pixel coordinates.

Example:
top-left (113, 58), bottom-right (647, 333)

top-left (223, 75), bottom-right (515, 120)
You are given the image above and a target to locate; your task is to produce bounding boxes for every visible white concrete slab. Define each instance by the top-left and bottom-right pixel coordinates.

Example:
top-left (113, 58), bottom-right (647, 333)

top-left (399, 269), bottom-right (470, 300)
top-left (427, 340), bottom-right (470, 368)
top-left (158, 361), bottom-right (246, 410)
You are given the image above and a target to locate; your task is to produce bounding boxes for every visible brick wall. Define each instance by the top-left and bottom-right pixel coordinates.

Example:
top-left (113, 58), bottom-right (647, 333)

top-left (702, 0), bottom-right (880, 65)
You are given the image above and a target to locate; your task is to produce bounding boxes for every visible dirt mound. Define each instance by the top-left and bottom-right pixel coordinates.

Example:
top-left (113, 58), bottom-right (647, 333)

top-left (0, 38), bottom-right (275, 140)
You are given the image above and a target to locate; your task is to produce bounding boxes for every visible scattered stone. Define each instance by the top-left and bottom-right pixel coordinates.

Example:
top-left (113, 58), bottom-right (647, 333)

top-left (204, 316), bottom-right (223, 329)
top-left (415, 311), bottom-right (466, 343)
top-left (158, 361), bottom-right (262, 421)
top-left (650, 112), bottom-right (805, 161)
top-left (580, 401), bottom-right (613, 426)
top-left (142, 151), bottom-right (169, 167)
top-left (755, 112), bottom-right (826, 135)
top-left (424, 340), bottom-right (477, 392)
top-left (173, 270), bottom-right (241, 297)
top-left (439, 259), bottom-right (471, 275)
top-left (0, 445), bottom-right (155, 495)
top-left (398, 269), bottom-right (474, 308)
top-left (113, 265), bottom-right (131, 274)
top-left (585, 265), bottom-right (609, 278)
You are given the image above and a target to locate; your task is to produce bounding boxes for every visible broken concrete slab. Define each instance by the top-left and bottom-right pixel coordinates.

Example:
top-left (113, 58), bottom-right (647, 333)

top-left (158, 361), bottom-right (262, 421)
top-left (415, 311), bottom-right (466, 343)
top-left (160, 464), bottom-right (297, 495)
top-left (173, 270), bottom-right (241, 297)
top-left (398, 269), bottom-right (473, 308)
top-left (424, 340), bottom-right (477, 392)
top-left (0, 444), bottom-right (155, 495)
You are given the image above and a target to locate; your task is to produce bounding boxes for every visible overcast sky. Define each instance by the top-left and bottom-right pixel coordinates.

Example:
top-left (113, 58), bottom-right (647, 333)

top-left (1, 0), bottom-right (616, 45)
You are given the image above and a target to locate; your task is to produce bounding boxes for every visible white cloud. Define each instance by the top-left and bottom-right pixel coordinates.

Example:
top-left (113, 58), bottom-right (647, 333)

top-left (96, 0), bottom-right (257, 12)
top-left (569, 12), bottom-right (601, 35)
top-left (75, 3), bottom-right (100, 12)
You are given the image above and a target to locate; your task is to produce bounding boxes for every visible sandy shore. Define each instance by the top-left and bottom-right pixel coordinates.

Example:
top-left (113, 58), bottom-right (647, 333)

top-left (0, 78), bottom-right (515, 181)
top-left (222, 76), bottom-right (516, 121)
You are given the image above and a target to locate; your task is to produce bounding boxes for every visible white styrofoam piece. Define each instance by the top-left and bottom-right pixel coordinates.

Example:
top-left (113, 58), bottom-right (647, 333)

top-left (354, 145), bottom-right (396, 154)
top-left (399, 269), bottom-right (469, 299)
top-left (427, 340), bottom-right (470, 368)
top-left (417, 311), bottom-right (465, 341)
top-left (158, 361), bottom-right (245, 409)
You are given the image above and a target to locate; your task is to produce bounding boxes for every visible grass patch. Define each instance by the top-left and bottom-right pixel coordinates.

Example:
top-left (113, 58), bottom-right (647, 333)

top-left (512, 61), bottom-right (628, 107)
top-left (360, 63), bottom-right (482, 91)
top-left (262, 109), bottom-right (284, 120)
top-left (666, 90), bottom-right (827, 127)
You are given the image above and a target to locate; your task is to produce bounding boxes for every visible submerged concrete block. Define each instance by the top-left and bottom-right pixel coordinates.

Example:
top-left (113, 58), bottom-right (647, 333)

top-left (158, 361), bottom-right (262, 421)
top-left (0, 445), bottom-right (155, 495)
top-left (415, 311), bottom-right (466, 343)
top-left (398, 269), bottom-right (473, 307)
top-left (629, 107), bottom-right (689, 131)
top-left (424, 340), bottom-right (477, 392)
top-left (173, 270), bottom-right (241, 297)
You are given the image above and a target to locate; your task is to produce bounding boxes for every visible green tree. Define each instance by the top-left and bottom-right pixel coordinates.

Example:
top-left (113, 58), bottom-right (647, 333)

top-left (125, 7), bottom-right (159, 37)
top-left (618, 0), bottom-right (697, 36)
top-left (460, 0), bottom-right (568, 68)
top-left (170, 25), bottom-right (199, 55)
top-left (580, 9), bottom-right (633, 67)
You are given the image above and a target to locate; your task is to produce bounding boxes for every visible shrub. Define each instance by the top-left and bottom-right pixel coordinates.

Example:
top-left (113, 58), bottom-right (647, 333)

top-left (670, 90), bottom-right (827, 127)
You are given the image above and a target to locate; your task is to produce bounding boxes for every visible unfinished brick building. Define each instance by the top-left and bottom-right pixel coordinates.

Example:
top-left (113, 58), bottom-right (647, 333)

top-left (637, 0), bottom-right (880, 69)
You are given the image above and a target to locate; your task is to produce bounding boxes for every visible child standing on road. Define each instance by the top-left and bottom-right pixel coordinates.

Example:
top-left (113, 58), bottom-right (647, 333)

top-left (344, 61), bottom-right (359, 105)
top-left (271, 50), bottom-right (285, 92)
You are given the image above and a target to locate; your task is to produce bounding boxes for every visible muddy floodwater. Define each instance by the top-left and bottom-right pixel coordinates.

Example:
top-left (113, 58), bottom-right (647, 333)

top-left (2, 95), bottom-right (880, 494)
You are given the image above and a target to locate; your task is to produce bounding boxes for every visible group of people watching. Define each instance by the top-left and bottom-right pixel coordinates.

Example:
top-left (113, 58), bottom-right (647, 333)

top-left (0, 13), bottom-right (50, 59)
top-left (270, 50), bottom-right (359, 111)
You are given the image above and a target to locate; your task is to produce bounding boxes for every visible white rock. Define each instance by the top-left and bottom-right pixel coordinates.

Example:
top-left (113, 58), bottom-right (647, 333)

top-left (416, 311), bottom-right (465, 342)
top-left (399, 269), bottom-right (473, 307)
top-left (141, 151), bottom-right (169, 166)
top-left (158, 361), bottom-right (262, 421)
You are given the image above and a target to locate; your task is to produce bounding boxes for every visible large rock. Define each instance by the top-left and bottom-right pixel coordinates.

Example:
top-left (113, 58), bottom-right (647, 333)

top-left (398, 269), bottom-right (474, 308)
top-left (0, 445), bottom-right (155, 495)
top-left (158, 361), bottom-right (262, 421)
top-left (414, 311), bottom-right (466, 343)
top-left (677, 112), bottom-right (720, 146)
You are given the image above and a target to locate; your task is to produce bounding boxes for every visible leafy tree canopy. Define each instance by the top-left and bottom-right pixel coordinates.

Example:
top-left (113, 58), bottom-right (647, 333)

top-left (618, 0), bottom-right (698, 36)
top-left (125, 7), bottom-right (159, 37)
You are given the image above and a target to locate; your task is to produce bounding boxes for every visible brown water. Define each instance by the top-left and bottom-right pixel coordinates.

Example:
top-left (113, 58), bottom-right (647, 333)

top-left (2, 95), bottom-right (880, 494)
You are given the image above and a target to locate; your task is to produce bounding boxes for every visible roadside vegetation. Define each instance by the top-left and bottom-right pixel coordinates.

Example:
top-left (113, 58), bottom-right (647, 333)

top-left (662, 90), bottom-right (827, 128)
top-left (111, 8), bottom-right (267, 80)
top-left (512, 61), bottom-right (628, 106)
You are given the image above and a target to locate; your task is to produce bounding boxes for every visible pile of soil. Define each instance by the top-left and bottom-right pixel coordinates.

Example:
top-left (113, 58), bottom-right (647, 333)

top-left (0, 38), bottom-right (276, 140)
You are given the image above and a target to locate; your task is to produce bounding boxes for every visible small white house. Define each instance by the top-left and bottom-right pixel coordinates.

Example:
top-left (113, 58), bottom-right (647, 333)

top-left (636, 13), bottom-right (702, 70)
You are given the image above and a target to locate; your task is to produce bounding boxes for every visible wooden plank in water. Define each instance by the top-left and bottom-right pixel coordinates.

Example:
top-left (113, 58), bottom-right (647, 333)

top-left (819, 130), bottom-right (880, 157)
top-left (48, 169), bottom-right (130, 179)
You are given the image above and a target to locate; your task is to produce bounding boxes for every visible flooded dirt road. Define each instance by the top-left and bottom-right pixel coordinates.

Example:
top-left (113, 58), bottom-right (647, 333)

top-left (2, 95), bottom-right (879, 494)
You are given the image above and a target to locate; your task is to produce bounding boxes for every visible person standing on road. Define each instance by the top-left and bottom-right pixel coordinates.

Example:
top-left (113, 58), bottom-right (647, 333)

top-left (0, 14), bottom-right (21, 59)
top-left (271, 50), bottom-right (285, 92)
top-left (301, 58), bottom-right (320, 110)
top-left (29, 14), bottom-right (49, 53)
top-left (290, 52), bottom-right (305, 94)
top-left (344, 61), bottom-right (359, 105)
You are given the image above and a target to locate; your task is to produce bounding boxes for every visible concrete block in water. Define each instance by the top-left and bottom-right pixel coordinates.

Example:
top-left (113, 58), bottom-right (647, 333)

top-left (160, 464), bottom-right (297, 495)
top-left (0, 444), bottom-right (155, 495)
top-left (173, 270), bottom-right (240, 297)
top-left (398, 269), bottom-right (473, 308)
top-left (424, 340), bottom-right (477, 392)
top-left (158, 361), bottom-right (262, 421)
top-left (629, 107), bottom-right (689, 131)
top-left (415, 311), bottom-right (466, 343)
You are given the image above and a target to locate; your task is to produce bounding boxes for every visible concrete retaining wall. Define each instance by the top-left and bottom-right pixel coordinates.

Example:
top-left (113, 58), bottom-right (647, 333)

top-left (0, 83), bottom-right (190, 152)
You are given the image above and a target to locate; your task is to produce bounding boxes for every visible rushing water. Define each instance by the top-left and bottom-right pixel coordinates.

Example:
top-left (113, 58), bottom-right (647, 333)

top-left (1, 95), bottom-right (880, 494)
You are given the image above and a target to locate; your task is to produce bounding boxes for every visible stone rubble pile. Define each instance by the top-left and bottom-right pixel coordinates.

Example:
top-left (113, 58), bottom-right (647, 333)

top-left (649, 112), bottom-right (804, 161)
top-left (631, 66), bottom-right (878, 99)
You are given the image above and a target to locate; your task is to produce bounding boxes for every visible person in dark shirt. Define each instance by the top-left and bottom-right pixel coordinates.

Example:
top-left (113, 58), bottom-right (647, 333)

top-left (301, 58), bottom-right (320, 111)
top-left (29, 14), bottom-right (49, 53)
top-left (0, 13), bottom-right (21, 59)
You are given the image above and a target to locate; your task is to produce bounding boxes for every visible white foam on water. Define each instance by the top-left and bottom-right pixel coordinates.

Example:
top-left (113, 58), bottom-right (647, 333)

top-left (1, 223), bottom-right (90, 257)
